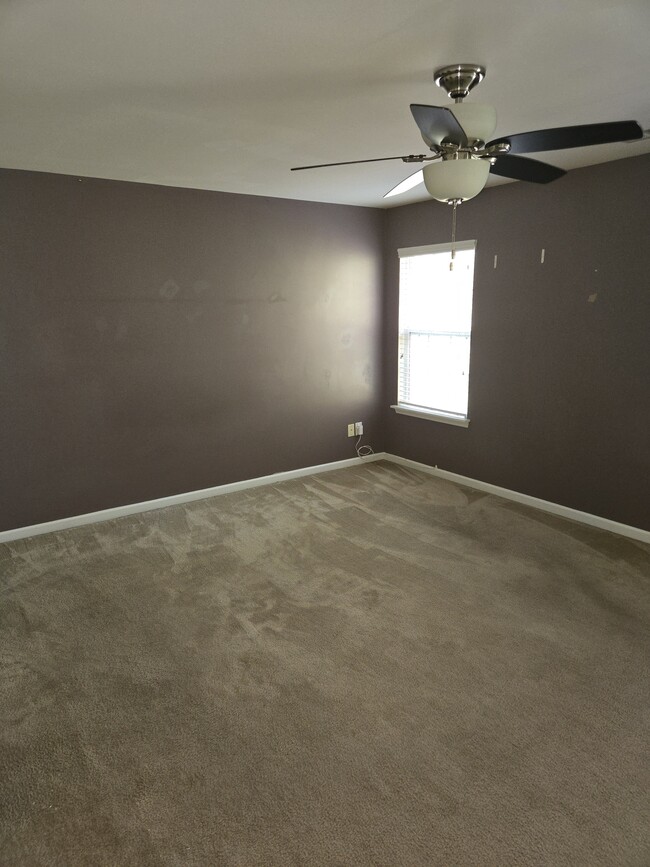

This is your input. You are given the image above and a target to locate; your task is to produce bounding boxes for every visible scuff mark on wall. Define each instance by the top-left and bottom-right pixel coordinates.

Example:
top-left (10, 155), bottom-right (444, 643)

top-left (223, 292), bottom-right (288, 305)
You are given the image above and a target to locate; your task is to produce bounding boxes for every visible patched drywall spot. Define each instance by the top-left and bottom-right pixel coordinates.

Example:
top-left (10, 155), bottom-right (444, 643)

top-left (268, 292), bottom-right (287, 303)
top-left (160, 279), bottom-right (180, 299)
top-left (588, 293), bottom-right (598, 303)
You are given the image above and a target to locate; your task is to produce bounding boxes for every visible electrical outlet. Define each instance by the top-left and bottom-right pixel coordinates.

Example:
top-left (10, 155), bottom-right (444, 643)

top-left (355, 421), bottom-right (363, 436)
top-left (347, 423), bottom-right (355, 437)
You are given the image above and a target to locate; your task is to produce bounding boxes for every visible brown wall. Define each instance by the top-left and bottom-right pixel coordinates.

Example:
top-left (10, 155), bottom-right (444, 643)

top-left (2, 155), bottom-right (648, 534)
top-left (0, 170), bottom-right (384, 531)
top-left (383, 154), bottom-right (650, 530)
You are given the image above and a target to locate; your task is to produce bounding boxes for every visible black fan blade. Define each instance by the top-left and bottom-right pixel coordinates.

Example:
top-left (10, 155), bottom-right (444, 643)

top-left (291, 154), bottom-right (427, 171)
top-left (489, 120), bottom-right (643, 155)
top-left (489, 154), bottom-right (566, 184)
top-left (410, 104), bottom-right (467, 148)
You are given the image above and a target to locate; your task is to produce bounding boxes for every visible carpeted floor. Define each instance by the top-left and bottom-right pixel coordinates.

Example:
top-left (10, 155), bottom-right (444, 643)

top-left (1, 460), bottom-right (649, 866)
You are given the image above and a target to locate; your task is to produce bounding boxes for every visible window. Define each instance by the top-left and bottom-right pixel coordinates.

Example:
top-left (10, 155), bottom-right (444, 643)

top-left (392, 240), bottom-right (476, 427)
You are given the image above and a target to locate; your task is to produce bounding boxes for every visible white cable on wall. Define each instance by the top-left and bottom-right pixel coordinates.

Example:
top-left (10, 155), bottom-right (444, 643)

top-left (355, 435), bottom-right (374, 458)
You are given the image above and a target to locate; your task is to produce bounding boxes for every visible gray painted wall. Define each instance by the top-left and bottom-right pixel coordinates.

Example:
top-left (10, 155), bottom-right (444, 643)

top-left (1, 155), bottom-right (648, 533)
top-left (383, 154), bottom-right (650, 530)
top-left (0, 170), bottom-right (383, 531)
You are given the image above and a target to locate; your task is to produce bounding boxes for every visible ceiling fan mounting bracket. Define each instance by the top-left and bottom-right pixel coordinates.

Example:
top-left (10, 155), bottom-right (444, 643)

top-left (485, 142), bottom-right (511, 155)
top-left (436, 142), bottom-right (499, 160)
top-left (434, 64), bottom-right (486, 101)
top-left (400, 154), bottom-right (435, 163)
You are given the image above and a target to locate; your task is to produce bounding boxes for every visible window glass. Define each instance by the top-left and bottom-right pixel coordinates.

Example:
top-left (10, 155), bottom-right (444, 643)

top-left (398, 242), bottom-right (475, 419)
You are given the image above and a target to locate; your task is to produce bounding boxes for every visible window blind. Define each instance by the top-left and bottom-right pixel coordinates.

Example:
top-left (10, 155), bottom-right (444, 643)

top-left (397, 241), bottom-right (476, 418)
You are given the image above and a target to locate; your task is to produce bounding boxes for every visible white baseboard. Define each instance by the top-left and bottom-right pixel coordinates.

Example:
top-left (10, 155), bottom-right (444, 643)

top-left (383, 453), bottom-right (650, 544)
top-left (0, 453), bottom-right (385, 544)
top-left (2, 451), bottom-right (647, 545)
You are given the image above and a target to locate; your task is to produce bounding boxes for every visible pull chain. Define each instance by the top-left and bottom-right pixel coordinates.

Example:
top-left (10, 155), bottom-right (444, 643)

top-left (449, 198), bottom-right (460, 271)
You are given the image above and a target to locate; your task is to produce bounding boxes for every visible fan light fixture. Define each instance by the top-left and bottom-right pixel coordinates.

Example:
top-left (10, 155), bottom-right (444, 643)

top-left (423, 156), bottom-right (490, 203)
top-left (291, 62), bottom-right (643, 207)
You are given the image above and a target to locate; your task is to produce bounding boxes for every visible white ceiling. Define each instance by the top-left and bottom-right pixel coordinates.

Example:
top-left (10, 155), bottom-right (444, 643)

top-left (1, 0), bottom-right (648, 208)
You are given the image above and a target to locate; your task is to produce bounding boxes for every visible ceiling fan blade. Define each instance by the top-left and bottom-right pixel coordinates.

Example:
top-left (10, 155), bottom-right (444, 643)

top-left (489, 154), bottom-right (566, 184)
top-left (291, 154), bottom-right (427, 171)
top-left (410, 104), bottom-right (467, 147)
top-left (489, 120), bottom-right (643, 155)
top-left (384, 168), bottom-right (425, 199)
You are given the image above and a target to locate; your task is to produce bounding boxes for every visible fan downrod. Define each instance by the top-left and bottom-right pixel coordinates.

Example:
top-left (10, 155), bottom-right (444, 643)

top-left (434, 63), bottom-right (486, 102)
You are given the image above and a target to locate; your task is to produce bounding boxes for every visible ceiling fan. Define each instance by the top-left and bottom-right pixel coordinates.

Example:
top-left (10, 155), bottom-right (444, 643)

top-left (291, 63), bottom-right (643, 205)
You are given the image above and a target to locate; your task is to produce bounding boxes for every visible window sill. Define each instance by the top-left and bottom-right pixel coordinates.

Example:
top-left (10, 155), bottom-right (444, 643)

top-left (391, 405), bottom-right (470, 428)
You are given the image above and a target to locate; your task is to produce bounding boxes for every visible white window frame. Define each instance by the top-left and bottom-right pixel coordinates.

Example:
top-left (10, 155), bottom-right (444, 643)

top-left (391, 240), bottom-right (476, 428)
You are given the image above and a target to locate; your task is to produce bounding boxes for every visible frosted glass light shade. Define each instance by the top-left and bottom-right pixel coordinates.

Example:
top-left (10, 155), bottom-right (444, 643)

top-left (450, 103), bottom-right (497, 143)
top-left (423, 159), bottom-right (490, 203)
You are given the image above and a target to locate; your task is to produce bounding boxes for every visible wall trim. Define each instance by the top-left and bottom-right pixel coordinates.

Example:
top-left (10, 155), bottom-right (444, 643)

top-left (0, 453), bottom-right (386, 544)
top-left (2, 451), bottom-right (647, 545)
top-left (383, 453), bottom-right (650, 544)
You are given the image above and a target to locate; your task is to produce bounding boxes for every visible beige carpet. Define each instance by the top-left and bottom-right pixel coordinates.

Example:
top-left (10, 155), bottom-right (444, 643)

top-left (1, 460), bottom-right (649, 866)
